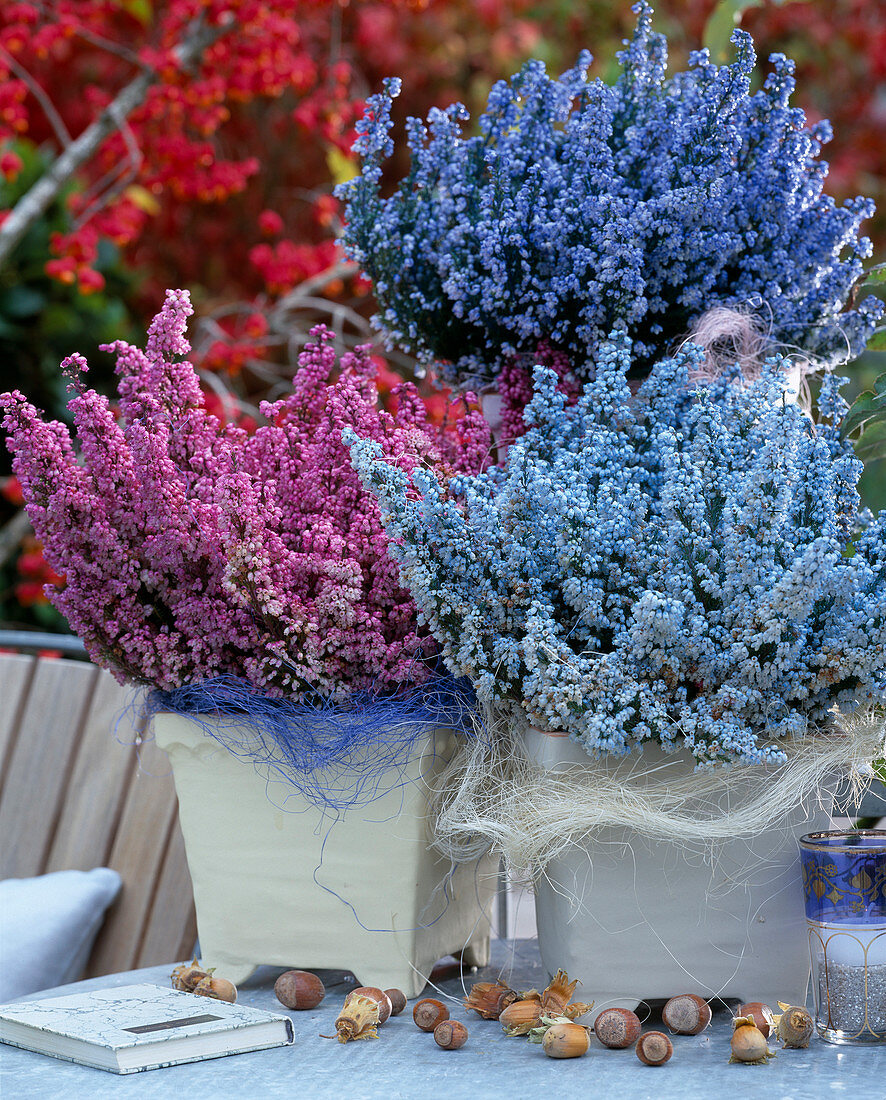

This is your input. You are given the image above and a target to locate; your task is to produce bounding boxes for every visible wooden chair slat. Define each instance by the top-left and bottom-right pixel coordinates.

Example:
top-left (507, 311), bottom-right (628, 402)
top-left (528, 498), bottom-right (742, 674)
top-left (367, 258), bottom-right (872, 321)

top-left (45, 670), bottom-right (142, 873)
top-left (0, 659), bottom-right (98, 880)
top-left (0, 652), bottom-right (197, 981)
top-left (84, 733), bottom-right (182, 977)
top-left (135, 814), bottom-right (198, 970)
top-left (0, 653), bottom-right (36, 784)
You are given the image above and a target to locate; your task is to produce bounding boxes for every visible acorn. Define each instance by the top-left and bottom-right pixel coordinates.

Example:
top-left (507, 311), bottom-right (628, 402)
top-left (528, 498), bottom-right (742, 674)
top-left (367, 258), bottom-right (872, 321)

top-left (323, 992), bottom-right (380, 1042)
top-left (413, 998), bottom-right (450, 1032)
top-left (384, 988), bottom-right (408, 1017)
top-left (352, 986), bottom-right (393, 1024)
top-left (737, 1002), bottom-right (775, 1038)
top-left (662, 993), bottom-right (711, 1035)
top-left (636, 1031), bottom-right (673, 1065)
top-left (729, 1015), bottom-right (776, 1064)
top-left (541, 1021), bottom-right (590, 1059)
top-left (192, 975), bottom-right (237, 1003)
top-left (274, 970), bottom-right (325, 1010)
top-left (434, 1020), bottom-right (469, 1050)
top-left (464, 980), bottom-right (518, 1020)
top-left (773, 1003), bottom-right (814, 1049)
top-left (593, 1007), bottom-right (642, 1049)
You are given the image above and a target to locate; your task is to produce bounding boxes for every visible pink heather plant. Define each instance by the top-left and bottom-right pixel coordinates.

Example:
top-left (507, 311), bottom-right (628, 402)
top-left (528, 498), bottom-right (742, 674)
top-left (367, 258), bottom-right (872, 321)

top-left (1, 289), bottom-right (491, 698)
top-left (497, 342), bottom-right (578, 444)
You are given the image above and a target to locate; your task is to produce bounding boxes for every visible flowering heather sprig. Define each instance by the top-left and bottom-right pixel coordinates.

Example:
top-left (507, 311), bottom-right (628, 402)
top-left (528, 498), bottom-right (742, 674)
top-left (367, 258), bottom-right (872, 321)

top-left (1, 290), bottom-right (490, 697)
top-left (339, 2), bottom-right (881, 390)
top-left (349, 337), bottom-right (886, 767)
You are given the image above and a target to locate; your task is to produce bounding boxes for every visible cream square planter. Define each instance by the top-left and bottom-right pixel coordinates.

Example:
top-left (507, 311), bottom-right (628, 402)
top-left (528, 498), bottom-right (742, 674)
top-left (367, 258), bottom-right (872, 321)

top-left (525, 728), bottom-right (833, 1010)
top-left (154, 712), bottom-right (497, 997)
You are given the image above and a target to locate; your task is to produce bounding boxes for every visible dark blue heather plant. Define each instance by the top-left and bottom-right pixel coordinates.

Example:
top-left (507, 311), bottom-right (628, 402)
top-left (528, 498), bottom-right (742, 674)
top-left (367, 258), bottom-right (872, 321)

top-left (338, 2), bottom-right (882, 390)
top-left (348, 341), bottom-right (886, 769)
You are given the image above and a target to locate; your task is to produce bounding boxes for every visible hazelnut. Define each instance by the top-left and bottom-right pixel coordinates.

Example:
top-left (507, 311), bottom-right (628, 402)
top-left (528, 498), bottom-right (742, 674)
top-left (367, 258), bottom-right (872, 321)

top-left (384, 988), bottom-right (408, 1016)
top-left (434, 1020), bottom-right (468, 1049)
top-left (542, 1021), bottom-right (590, 1059)
top-left (737, 1002), bottom-right (774, 1038)
top-left (636, 1031), bottom-right (673, 1065)
top-left (274, 970), bottom-right (325, 1010)
top-left (662, 993), bottom-right (711, 1035)
top-left (729, 1017), bottom-right (775, 1063)
top-left (773, 1004), bottom-right (813, 1049)
top-left (352, 986), bottom-right (392, 1024)
top-left (413, 998), bottom-right (450, 1031)
top-left (593, 1007), bottom-right (642, 1048)
top-left (192, 975), bottom-right (237, 1002)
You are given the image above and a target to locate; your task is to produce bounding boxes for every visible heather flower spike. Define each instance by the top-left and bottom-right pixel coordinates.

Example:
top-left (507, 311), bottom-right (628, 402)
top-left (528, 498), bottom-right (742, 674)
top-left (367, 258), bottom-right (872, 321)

top-left (1, 290), bottom-right (491, 697)
top-left (339, 2), bottom-right (881, 390)
top-left (348, 334), bottom-right (886, 768)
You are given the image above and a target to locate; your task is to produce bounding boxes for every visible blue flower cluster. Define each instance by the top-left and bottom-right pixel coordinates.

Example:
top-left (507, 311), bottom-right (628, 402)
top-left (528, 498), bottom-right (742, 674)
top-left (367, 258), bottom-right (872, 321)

top-left (348, 343), bottom-right (886, 767)
top-left (338, 2), bottom-right (881, 390)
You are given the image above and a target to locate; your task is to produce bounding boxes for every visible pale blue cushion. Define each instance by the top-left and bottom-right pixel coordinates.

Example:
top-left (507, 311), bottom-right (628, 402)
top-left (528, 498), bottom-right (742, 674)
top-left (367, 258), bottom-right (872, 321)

top-left (0, 868), bottom-right (122, 1001)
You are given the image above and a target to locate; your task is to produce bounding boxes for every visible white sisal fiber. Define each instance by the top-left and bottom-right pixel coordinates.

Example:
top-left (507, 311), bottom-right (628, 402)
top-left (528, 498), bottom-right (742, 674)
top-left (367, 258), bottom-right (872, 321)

top-left (683, 305), bottom-right (772, 384)
top-left (427, 704), bottom-right (885, 878)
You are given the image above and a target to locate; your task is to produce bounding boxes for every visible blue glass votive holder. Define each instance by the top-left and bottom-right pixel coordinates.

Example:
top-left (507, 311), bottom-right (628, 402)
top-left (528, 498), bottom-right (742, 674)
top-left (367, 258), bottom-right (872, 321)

top-left (799, 830), bottom-right (886, 1043)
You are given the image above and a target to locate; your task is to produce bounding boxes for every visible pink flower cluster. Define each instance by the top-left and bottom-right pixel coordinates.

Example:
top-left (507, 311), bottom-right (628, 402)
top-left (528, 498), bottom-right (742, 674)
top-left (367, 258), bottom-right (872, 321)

top-left (497, 342), bottom-right (578, 443)
top-left (1, 289), bottom-right (491, 697)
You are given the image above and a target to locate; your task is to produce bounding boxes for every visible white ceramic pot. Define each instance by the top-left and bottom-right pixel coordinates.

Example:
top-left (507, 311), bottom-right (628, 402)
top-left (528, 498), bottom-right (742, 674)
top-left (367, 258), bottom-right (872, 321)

top-left (525, 727), bottom-right (832, 1010)
top-left (154, 713), bottom-right (497, 997)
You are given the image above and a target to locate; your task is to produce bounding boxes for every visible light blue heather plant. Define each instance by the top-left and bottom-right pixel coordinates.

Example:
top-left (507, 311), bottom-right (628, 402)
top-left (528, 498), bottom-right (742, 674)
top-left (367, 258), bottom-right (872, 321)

top-left (338, 2), bottom-right (882, 390)
top-left (347, 340), bottom-right (886, 768)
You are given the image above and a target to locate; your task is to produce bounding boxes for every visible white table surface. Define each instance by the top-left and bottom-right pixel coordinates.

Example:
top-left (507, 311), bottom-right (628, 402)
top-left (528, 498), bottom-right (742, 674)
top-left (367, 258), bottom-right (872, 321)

top-left (2, 938), bottom-right (884, 1099)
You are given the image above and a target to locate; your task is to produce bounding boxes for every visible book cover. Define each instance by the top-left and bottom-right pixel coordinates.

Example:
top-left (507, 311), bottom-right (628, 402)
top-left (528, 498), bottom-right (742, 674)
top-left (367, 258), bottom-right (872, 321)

top-left (0, 982), bottom-right (294, 1073)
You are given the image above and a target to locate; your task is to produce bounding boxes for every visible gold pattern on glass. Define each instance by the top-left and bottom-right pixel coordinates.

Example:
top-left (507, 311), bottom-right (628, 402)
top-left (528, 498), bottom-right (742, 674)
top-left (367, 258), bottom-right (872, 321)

top-left (807, 923), bottom-right (886, 1042)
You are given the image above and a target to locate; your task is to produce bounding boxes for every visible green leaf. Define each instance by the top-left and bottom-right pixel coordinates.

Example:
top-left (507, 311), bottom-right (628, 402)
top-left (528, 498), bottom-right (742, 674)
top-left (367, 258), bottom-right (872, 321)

top-left (0, 285), bottom-right (46, 318)
top-left (872, 758), bottom-right (886, 785)
top-left (861, 263), bottom-right (886, 288)
top-left (867, 328), bottom-right (886, 352)
top-left (703, 0), bottom-right (763, 63)
top-left (111, 0), bottom-right (153, 25)
top-left (841, 393), bottom-right (880, 438)
top-left (854, 421), bottom-right (886, 463)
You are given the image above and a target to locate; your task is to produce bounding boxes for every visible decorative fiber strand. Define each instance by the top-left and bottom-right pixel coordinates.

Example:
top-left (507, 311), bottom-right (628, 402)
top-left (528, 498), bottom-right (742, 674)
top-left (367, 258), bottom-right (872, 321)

top-left (145, 674), bottom-right (475, 813)
top-left (427, 704), bottom-right (886, 875)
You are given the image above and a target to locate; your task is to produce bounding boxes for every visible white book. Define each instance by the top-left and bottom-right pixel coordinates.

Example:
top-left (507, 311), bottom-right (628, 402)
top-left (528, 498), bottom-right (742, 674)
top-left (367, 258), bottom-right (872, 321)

top-left (0, 982), bottom-right (294, 1073)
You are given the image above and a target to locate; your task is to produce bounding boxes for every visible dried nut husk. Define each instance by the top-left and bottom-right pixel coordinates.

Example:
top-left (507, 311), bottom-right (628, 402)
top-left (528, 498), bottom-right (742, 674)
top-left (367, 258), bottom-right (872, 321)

top-left (464, 981), bottom-right (518, 1020)
top-left (729, 1016), bottom-right (776, 1064)
top-left (434, 1020), bottom-right (469, 1050)
top-left (413, 998), bottom-right (450, 1032)
top-left (171, 957), bottom-right (209, 992)
top-left (324, 993), bottom-right (380, 1043)
top-left (593, 1007), bottom-right (642, 1049)
top-left (662, 993), bottom-right (711, 1035)
top-left (274, 970), bottom-right (325, 1010)
top-left (636, 1031), bottom-right (673, 1066)
top-left (539, 970), bottom-right (579, 1016)
top-left (384, 989), bottom-right (407, 1017)
top-left (192, 975), bottom-right (237, 1002)
top-left (541, 1021), bottom-right (590, 1059)
top-left (737, 1002), bottom-right (775, 1038)
top-left (773, 1003), bottom-right (814, 1049)
top-left (501, 995), bottom-right (591, 1036)
top-left (352, 986), bottom-right (392, 1024)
